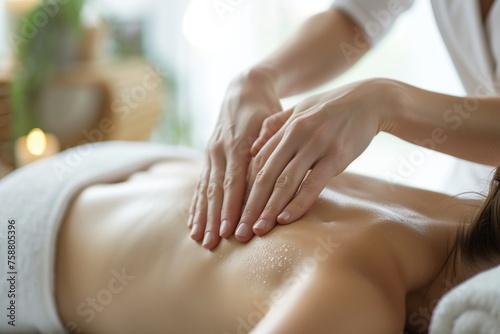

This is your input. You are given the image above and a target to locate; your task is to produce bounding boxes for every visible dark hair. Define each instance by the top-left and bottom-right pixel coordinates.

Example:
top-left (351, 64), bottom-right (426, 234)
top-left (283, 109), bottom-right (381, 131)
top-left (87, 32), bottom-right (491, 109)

top-left (460, 167), bottom-right (500, 263)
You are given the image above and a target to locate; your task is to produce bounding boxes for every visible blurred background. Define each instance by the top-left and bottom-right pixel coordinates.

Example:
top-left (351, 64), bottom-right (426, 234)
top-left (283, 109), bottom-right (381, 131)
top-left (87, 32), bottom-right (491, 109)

top-left (0, 0), bottom-right (476, 193)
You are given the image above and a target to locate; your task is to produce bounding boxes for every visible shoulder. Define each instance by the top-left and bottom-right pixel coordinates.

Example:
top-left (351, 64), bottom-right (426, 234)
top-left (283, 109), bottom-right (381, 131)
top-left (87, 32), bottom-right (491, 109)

top-left (328, 218), bottom-right (439, 304)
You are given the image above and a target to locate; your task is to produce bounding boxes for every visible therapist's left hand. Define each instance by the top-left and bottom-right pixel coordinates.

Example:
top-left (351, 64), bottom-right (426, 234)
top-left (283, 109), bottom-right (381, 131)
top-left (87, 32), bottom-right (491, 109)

top-left (234, 79), bottom-right (401, 242)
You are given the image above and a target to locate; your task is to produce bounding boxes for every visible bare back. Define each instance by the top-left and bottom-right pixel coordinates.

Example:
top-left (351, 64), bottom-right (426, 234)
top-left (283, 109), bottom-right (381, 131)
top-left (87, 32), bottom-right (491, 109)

top-left (55, 158), bottom-right (472, 334)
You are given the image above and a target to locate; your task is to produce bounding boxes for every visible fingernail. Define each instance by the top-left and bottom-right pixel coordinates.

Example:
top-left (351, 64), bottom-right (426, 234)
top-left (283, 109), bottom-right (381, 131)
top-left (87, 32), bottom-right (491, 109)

top-left (253, 218), bottom-right (268, 232)
top-left (235, 223), bottom-right (250, 238)
top-left (219, 219), bottom-right (229, 236)
top-left (187, 214), bottom-right (193, 227)
top-left (190, 224), bottom-right (199, 237)
top-left (202, 231), bottom-right (213, 247)
top-left (278, 211), bottom-right (291, 222)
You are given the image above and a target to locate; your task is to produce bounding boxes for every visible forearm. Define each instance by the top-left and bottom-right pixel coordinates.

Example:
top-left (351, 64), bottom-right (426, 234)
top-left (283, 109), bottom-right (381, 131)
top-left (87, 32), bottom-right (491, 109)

top-left (386, 81), bottom-right (500, 166)
top-left (254, 8), bottom-right (370, 98)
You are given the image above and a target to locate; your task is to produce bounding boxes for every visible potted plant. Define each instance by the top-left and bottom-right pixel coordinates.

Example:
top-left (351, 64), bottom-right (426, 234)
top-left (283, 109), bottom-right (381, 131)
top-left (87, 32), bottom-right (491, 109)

top-left (9, 0), bottom-right (85, 139)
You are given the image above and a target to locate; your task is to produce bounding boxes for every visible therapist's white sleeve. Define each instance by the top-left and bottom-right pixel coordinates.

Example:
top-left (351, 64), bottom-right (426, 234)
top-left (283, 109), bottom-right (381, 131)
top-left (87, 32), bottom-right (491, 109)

top-left (332, 0), bottom-right (415, 45)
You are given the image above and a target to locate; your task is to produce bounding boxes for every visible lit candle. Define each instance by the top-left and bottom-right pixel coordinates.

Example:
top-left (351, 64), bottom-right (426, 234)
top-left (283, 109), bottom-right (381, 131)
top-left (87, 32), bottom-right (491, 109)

top-left (15, 128), bottom-right (60, 167)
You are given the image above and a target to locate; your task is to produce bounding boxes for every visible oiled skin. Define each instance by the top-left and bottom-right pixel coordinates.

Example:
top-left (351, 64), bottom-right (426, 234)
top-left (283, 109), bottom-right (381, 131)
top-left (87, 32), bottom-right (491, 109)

top-left (55, 158), bottom-right (478, 334)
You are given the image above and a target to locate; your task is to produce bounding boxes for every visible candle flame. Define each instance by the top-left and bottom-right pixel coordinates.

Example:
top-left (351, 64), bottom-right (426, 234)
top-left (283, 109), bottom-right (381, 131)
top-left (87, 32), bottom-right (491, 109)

top-left (26, 128), bottom-right (47, 156)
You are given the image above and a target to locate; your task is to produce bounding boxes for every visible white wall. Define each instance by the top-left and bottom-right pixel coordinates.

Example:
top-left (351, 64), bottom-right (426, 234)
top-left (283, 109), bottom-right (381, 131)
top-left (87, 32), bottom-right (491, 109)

top-left (0, 2), bottom-right (8, 62)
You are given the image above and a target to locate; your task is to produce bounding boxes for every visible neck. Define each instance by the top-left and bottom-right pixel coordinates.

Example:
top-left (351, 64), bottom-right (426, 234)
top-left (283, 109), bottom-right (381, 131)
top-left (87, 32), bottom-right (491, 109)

top-left (404, 233), bottom-right (458, 334)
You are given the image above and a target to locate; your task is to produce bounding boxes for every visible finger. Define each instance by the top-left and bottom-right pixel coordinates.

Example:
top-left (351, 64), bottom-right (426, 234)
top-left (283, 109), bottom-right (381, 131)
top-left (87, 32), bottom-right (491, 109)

top-left (250, 108), bottom-right (294, 157)
top-left (277, 157), bottom-right (335, 224)
top-left (250, 124), bottom-right (276, 157)
top-left (219, 158), bottom-right (247, 238)
top-left (202, 157), bottom-right (226, 249)
top-left (252, 154), bottom-right (313, 235)
top-left (236, 139), bottom-right (298, 243)
top-left (244, 130), bottom-right (285, 206)
top-left (190, 165), bottom-right (211, 242)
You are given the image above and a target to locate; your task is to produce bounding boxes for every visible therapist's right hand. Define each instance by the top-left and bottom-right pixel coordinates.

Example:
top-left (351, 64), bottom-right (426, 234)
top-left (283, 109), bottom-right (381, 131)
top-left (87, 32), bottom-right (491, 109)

top-left (188, 68), bottom-right (283, 249)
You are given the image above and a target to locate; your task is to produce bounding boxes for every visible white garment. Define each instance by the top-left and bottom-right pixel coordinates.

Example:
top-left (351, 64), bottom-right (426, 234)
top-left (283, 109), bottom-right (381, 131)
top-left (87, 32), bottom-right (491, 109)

top-left (333, 0), bottom-right (499, 194)
top-left (431, 0), bottom-right (500, 95)
top-left (333, 0), bottom-right (415, 45)
top-left (333, 0), bottom-right (500, 95)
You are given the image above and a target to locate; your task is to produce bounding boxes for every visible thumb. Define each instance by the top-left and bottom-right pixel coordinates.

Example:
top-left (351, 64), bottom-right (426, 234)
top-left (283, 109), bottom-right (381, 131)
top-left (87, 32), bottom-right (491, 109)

top-left (251, 108), bottom-right (294, 156)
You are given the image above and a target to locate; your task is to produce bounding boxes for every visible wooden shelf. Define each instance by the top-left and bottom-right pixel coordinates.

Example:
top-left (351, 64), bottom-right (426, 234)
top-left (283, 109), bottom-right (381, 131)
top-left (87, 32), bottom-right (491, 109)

top-left (0, 78), bottom-right (14, 177)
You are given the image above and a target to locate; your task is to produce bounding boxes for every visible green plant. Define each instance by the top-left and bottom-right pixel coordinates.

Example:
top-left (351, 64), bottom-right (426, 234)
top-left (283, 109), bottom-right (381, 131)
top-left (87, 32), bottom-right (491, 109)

top-left (10, 0), bottom-right (85, 139)
top-left (160, 68), bottom-right (193, 146)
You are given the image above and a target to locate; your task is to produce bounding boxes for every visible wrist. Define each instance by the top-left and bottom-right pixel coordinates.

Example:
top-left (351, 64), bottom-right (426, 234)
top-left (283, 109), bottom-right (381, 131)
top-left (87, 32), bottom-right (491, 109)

top-left (232, 66), bottom-right (282, 115)
top-left (243, 65), bottom-right (279, 89)
top-left (374, 79), bottom-right (414, 135)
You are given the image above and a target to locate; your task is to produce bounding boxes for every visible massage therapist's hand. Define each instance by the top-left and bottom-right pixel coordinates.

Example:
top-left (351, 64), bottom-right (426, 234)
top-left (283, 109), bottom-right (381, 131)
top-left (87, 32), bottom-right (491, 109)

top-left (189, 68), bottom-right (283, 249)
top-left (234, 79), bottom-right (401, 242)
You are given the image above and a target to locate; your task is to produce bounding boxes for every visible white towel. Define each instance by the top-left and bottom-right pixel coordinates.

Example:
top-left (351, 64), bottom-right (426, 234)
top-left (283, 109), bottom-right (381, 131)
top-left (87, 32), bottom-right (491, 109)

top-left (429, 265), bottom-right (500, 334)
top-left (0, 141), bottom-right (200, 333)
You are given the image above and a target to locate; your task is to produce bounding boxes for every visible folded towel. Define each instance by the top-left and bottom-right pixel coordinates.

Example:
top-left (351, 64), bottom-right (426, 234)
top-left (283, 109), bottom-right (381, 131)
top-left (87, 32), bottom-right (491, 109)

top-left (429, 265), bottom-right (500, 334)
